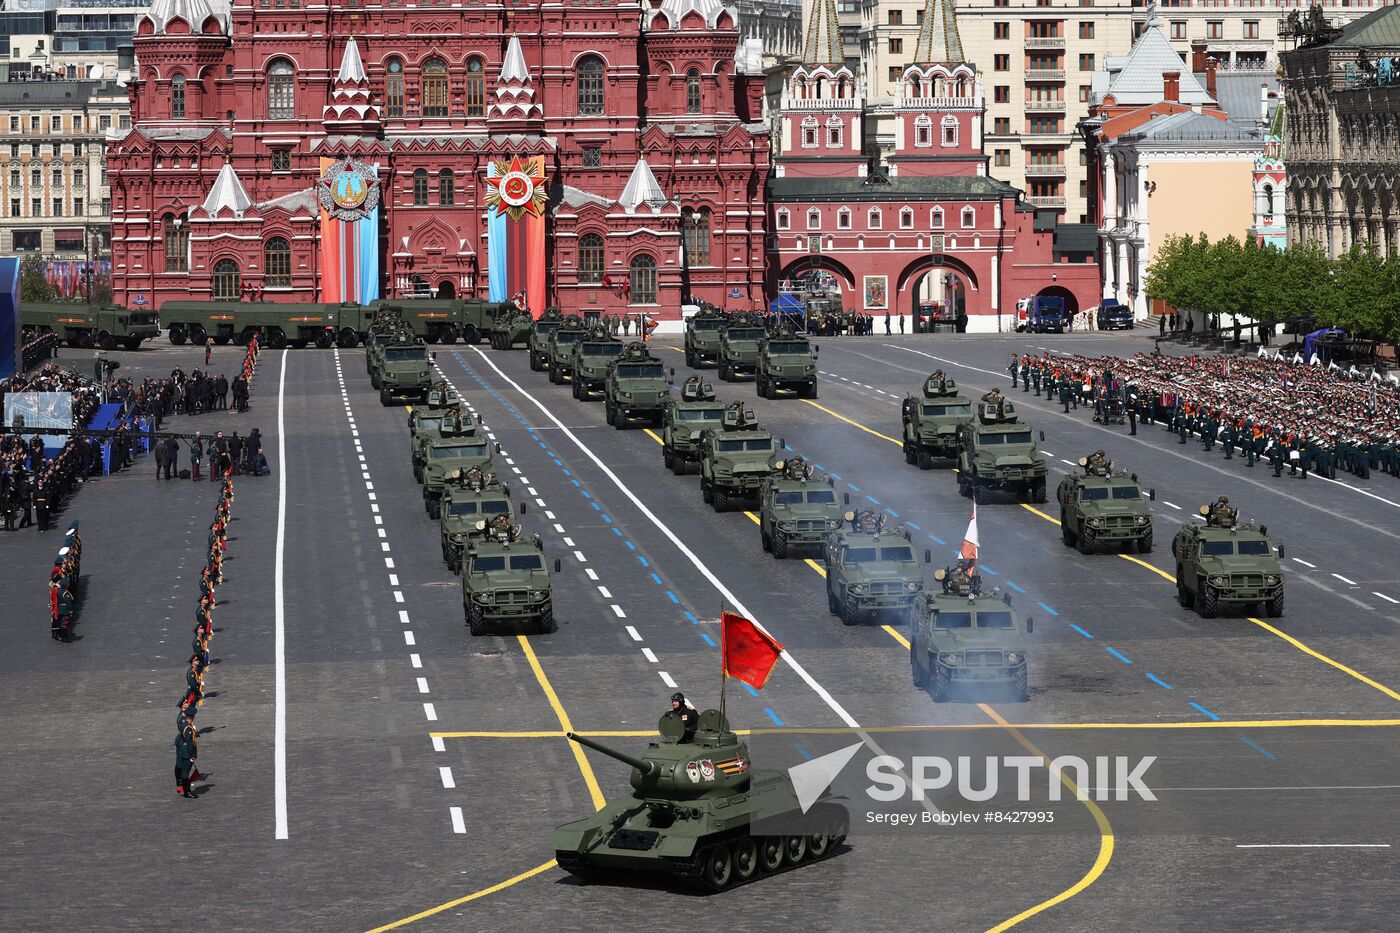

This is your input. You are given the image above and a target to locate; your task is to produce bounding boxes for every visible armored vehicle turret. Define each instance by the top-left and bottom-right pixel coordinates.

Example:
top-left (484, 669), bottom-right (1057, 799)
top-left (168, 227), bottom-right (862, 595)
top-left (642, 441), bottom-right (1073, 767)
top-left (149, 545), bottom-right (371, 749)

top-left (699, 403), bottom-right (781, 511)
top-left (527, 308), bottom-right (566, 371)
top-left (546, 315), bottom-right (590, 384)
top-left (569, 328), bottom-right (624, 399)
top-left (421, 411), bottom-right (492, 519)
top-left (1057, 452), bottom-right (1154, 554)
top-left (1172, 498), bottom-right (1285, 618)
top-left (552, 710), bottom-right (848, 890)
top-left (683, 304), bottom-right (728, 368)
top-left (717, 315), bottom-right (766, 382)
top-left (604, 342), bottom-right (669, 427)
top-left (910, 565), bottom-right (1032, 702)
top-left (955, 391), bottom-right (1049, 503)
top-left (822, 510), bottom-right (924, 626)
top-left (758, 456), bottom-right (843, 559)
top-left (662, 377), bottom-right (726, 474)
top-left (901, 371), bottom-right (974, 469)
top-left (755, 326), bottom-right (818, 400)
top-left (439, 467), bottom-right (512, 573)
top-left (461, 517), bottom-right (557, 634)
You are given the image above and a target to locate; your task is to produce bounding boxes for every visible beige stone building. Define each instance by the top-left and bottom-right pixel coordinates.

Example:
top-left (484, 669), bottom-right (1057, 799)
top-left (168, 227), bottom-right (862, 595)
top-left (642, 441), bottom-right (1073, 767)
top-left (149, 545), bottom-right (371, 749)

top-left (1142, 0), bottom-right (1387, 72)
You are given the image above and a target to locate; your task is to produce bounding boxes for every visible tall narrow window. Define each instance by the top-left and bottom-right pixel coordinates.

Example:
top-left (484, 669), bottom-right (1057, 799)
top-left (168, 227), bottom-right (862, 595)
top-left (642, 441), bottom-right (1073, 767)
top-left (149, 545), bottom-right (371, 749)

top-left (267, 60), bottom-right (295, 119)
top-left (686, 68), bottom-right (702, 114)
top-left (466, 59), bottom-right (485, 117)
top-left (577, 56), bottom-right (605, 116)
top-left (264, 237), bottom-right (291, 287)
top-left (683, 208), bottom-right (711, 265)
top-left (629, 254), bottom-right (657, 304)
top-left (438, 168), bottom-right (454, 205)
top-left (164, 215), bottom-right (188, 272)
top-left (422, 59), bottom-right (448, 117)
top-left (412, 169), bottom-right (428, 206)
top-left (385, 59), bottom-right (404, 117)
top-left (171, 74), bottom-right (186, 119)
top-left (212, 259), bottom-right (241, 300)
top-left (578, 233), bottom-right (604, 283)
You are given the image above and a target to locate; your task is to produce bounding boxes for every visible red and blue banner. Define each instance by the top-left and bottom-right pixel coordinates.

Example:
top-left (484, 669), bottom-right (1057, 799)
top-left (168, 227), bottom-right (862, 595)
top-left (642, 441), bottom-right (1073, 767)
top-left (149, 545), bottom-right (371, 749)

top-left (484, 156), bottom-right (546, 317)
top-left (318, 157), bottom-right (381, 304)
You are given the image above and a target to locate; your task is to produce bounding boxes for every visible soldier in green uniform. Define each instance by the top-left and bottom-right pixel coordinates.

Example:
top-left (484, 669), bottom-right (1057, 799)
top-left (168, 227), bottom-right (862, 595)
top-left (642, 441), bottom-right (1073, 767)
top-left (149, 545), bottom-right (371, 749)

top-left (175, 709), bottom-right (199, 798)
top-left (55, 581), bottom-right (76, 642)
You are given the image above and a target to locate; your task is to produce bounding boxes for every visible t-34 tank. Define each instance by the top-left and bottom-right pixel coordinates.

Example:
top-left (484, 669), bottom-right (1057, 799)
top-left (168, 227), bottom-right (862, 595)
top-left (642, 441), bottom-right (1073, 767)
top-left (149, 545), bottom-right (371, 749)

top-left (553, 710), bottom-right (848, 891)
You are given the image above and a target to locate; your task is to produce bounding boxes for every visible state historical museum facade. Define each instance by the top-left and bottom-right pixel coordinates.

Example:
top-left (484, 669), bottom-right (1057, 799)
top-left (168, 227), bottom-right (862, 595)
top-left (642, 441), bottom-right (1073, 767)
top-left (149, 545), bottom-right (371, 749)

top-left (109, 0), bottom-right (771, 316)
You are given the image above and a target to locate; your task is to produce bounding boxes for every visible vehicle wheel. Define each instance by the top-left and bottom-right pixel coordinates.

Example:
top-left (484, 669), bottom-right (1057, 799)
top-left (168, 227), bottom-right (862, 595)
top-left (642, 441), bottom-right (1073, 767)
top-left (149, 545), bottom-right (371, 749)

top-left (123, 336), bottom-right (143, 351)
top-left (267, 328), bottom-right (287, 349)
top-left (701, 478), bottom-right (713, 504)
top-left (685, 349), bottom-right (697, 368)
top-left (1077, 529), bottom-right (1095, 556)
top-left (773, 535), bottom-right (789, 560)
top-left (701, 845), bottom-right (734, 891)
top-left (1036, 480), bottom-right (1049, 504)
top-left (1176, 572), bottom-right (1193, 609)
top-left (916, 449), bottom-right (933, 470)
top-left (1198, 581), bottom-right (1219, 618)
top-left (529, 352), bottom-right (541, 371)
top-left (1061, 512), bottom-right (1076, 546)
top-left (807, 384), bottom-right (818, 400)
top-left (380, 388), bottom-right (391, 406)
top-left (840, 597), bottom-right (859, 627)
top-left (972, 480), bottom-right (987, 504)
top-left (467, 605), bottom-right (487, 636)
top-left (931, 671), bottom-right (951, 703)
top-left (663, 445), bottom-right (675, 473)
top-left (539, 604), bottom-right (557, 634)
top-left (807, 831), bottom-right (831, 859)
top-left (371, 373), bottom-right (381, 389)
top-left (413, 464), bottom-right (423, 483)
top-left (732, 838), bottom-right (759, 882)
top-left (1264, 590), bottom-right (1284, 618)
top-left (957, 473), bottom-right (971, 498)
top-left (1015, 668), bottom-right (1030, 703)
top-left (290, 339), bottom-right (309, 350)
top-left (428, 499), bottom-right (441, 520)
top-left (904, 443), bottom-right (916, 465)
top-left (712, 488), bottom-right (729, 512)
top-left (783, 835), bottom-right (808, 866)
top-left (440, 327), bottom-right (458, 345)
top-left (1138, 530), bottom-right (1153, 554)
top-left (758, 837), bottom-right (784, 873)
top-left (604, 400), bottom-right (615, 425)
top-left (169, 325), bottom-right (187, 345)
top-left (761, 526), bottom-right (772, 553)
top-left (315, 331), bottom-right (333, 349)
top-left (77, 331), bottom-right (95, 349)
top-left (189, 325), bottom-right (207, 345)
top-left (338, 328), bottom-right (358, 348)
top-left (911, 651), bottom-right (930, 688)
top-left (571, 379), bottom-right (581, 400)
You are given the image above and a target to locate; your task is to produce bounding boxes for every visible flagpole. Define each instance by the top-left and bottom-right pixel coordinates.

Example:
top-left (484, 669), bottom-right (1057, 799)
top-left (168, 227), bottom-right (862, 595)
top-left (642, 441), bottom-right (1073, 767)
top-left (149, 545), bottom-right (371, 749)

top-left (719, 601), bottom-right (727, 729)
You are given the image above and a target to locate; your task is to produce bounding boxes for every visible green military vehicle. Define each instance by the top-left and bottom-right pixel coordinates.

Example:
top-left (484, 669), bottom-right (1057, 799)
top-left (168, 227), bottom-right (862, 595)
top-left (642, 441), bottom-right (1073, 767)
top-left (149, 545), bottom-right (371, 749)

top-left (717, 316), bottom-right (766, 382)
top-left (955, 391), bottom-right (1049, 504)
top-left (546, 315), bottom-right (590, 384)
top-left (909, 562), bottom-right (1032, 702)
top-left (160, 299), bottom-right (363, 349)
top-left (569, 328), bottom-right (624, 400)
top-left (1057, 451), bottom-right (1155, 555)
top-left (409, 385), bottom-right (464, 479)
top-left (699, 403), bottom-right (781, 511)
top-left (683, 303), bottom-right (728, 368)
top-left (527, 308), bottom-right (566, 371)
top-left (439, 466), bottom-right (513, 574)
top-left (553, 710), bottom-right (848, 891)
top-left (489, 305), bottom-right (535, 349)
top-left (373, 333), bottom-right (432, 404)
top-left (421, 414), bottom-right (492, 519)
top-left (758, 456), bottom-right (843, 559)
top-left (462, 517), bottom-right (558, 635)
top-left (604, 341), bottom-right (669, 427)
top-left (1172, 498), bottom-right (1285, 618)
top-left (822, 509), bottom-right (924, 626)
top-left (754, 326), bottom-right (818, 400)
top-left (901, 371), bottom-right (974, 469)
top-left (22, 301), bottom-right (161, 351)
top-left (661, 377), bottom-right (726, 474)
top-left (365, 317), bottom-right (409, 376)
top-left (369, 297), bottom-right (505, 345)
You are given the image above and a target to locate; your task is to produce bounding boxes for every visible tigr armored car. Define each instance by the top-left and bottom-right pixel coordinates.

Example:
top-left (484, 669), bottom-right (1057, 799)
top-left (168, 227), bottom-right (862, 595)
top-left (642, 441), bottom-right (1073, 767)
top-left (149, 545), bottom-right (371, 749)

top-left (909, 564), bottom-right (1032, 702)
top-left (717, 317), bottom-right (766, 382)
top-left (439, 467), bottom-right (512, 574)
top-left (662, 378), bottom-right (726, 474)
top-left (527, 308), bottom-right (566, 371)
top-left (699, 403), bottom-right (781, 511)
top-left (604, 342), bottom-right (669, 427)
top-left (546, 315), bottom-right (590, 384)
top-left (683, 304), bottom-right (728, 368)
top-left (462, 517), bottom-right (558, 635)
top-left (569, 329), bottom-right (624, 399)
top-left (754, 328), bottom-right (818, 400)
top-left (955, 392), bottom-right (1049, 503)
top-left (758, 457), bottom-right (843, 558)
top-left (1057, 452), bottom-right (1154, 554)
top-left (1172, 499), bottom-right (1285, 618)
top-left (901, 371), bottom-right (973, 469)
top-left (822, 510), bottom-right (924, 625)
top-left (421, 413), bottom-right (491, 519)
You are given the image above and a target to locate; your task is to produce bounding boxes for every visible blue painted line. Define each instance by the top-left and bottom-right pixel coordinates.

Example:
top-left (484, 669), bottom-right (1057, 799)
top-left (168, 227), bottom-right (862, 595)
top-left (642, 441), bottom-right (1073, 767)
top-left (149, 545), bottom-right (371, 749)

top-left (1190, 702), bottom-right (1221, 721)
top-left (563, 469), bottom-right (572, 476)
top-left (864, 495), bottom-right (880, 504)
top-left (981, 565), bottom-right (998, 576)
top-left (829, 472), bottom-right (843, 481)
top-left (1069, 624), bottom-right (1094, 639)
top-left (1145, 673), bottom-right (1174, 690)
top-left (612, 527), bottom-right (623, 537)
top-left (887, 508), bottom-right (900, 518)
top-left (570, 479), bottom-right (581, 487)
top-left (740, 682), bottom-right (759, 698)
top-left (699, 632), bottom-right (716, 647)
top-left (1036, 602), bottom-right (1059, 616)
top-left (538, 442), bottom-right (547, 449)
top-left (638, 556), bottom-right (650, 568)
top-left (581, 490), bottom-right (592, 499)
top-left (625, 540), bottom-right (636, 551)
top-left (793, 743), bottom-right (814, 762)
top-left (811, 463), bottom-right (824, 470)
top-left (683, 610), bottom-right (698, 624)
top-left (1006, 581), bottom-right (1025, 593)
top-left (906, 521), bottom-right (921, 530)
top-left (666, 591), bottom-right (680, 604)
top-left (649, 572), bottom-right (663, 585)
top-left (1106, 646), bottom-right (1133, 664)
top-left (848, 483), bottom-right (862, 492)
top-left (929, 534), bottom-right (946, 545)
top-left (602, 514), bottom-right (612, 523)
top-left (591, 502), bottom-right (601, 511)
top-left (1239, 737), bottom-right (1277, 761)
top-left (763, 707), bottom-right (784, 726)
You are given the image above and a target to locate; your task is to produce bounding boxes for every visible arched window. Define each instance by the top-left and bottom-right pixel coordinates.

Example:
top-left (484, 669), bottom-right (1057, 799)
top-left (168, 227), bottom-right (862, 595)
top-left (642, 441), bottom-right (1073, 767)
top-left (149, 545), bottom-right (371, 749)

top-left (212, 259), bottom-right (241, 301)
top-left (264, 237), bottom-right (291, 287)
top-left (686, 68), bottom-right (702, 114)
top-left (942, 115), bottom-right (959, 147)
top-left (915, 114), bottom-right (933, 148)
top-left (438, 168), bottom-right (454, 206)
top-left (577, 55), bottom-right (605, 116)
top-left (837, 208), bottom-right (851, 229)
top-left (171, 74), bottom-right (186, 119)
top-left (868, 207), bottom-right (882, 230)
top-left (385, 59), bottom-right (404, 117)
top-left (629, 253), bottom-right (657, 304)
top-left (826, 116), bottom-right (843, 148)
top-left (466, 59), bottom-right (485, 117)
top-left (683, 207), bottom-right (711, 265)
top-left (1262, 183), bottom-right (1274, 222)
top-left (931, 207), bottom-right (944, 229)
top-left (578, 233), bottom-right (604, 283)
top-left (807, 208), bottom-right (821, 230)
top-left (908, 77), bottom-right (921, 99)
top-left (422, 59), bottom-right (448, 117)
top-left (412, 169), bottom-right (428, 206)
top-left (267, 60), bottom-right (295, 119)
top-left (163, 215), bottom-right (188, 272)
top-left (900, 207), bottom-right (914, 229)
top-left (801, 116), bottom-right (818, 148)
top-left (961, 206), bottom-right (976, 229)
top-left (776, 208), bottom-right (790, 230)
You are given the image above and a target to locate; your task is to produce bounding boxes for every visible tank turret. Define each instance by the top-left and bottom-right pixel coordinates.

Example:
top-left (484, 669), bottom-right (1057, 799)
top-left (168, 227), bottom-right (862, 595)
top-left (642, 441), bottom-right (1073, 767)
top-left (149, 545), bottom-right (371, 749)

top-left (568, 711), bottom-right (750, 799)
top-left (922, 370), bottom-right (960, 398)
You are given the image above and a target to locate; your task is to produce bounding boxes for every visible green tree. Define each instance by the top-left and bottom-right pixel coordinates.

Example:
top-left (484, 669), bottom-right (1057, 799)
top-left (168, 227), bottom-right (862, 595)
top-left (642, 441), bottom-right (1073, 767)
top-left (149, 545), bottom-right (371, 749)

top-left (19, 255), bottom-right (56, 304)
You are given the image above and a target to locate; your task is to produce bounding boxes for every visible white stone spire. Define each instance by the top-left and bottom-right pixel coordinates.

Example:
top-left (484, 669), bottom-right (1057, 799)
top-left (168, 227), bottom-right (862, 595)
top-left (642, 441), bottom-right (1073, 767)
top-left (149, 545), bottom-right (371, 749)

top-left (202, 161), bottom-right (251, 216)
top-left (619, 158), bottom-right (667, 213)
top-left (489, 35), bottom-right (542, 120)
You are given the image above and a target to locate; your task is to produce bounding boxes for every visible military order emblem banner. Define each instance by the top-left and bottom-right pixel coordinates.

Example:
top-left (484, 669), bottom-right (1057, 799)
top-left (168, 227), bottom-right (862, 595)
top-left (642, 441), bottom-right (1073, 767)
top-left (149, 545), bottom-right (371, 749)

top-left (484, 155), bottom-right (547, 317)
top-left (318, 157), bottom-right (381, 304)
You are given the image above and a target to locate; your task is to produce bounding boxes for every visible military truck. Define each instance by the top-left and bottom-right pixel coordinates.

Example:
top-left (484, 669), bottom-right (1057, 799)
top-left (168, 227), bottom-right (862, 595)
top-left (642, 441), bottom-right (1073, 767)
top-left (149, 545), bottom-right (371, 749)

top-left (489, 306), bottom-right (535, 350)
top-left (955, 392), bottom-right (1048, 503)
top-left (683, 304), bottom-right (728, 368)
top-left (462, 517), bottom-right (558, 635)
top-left (604, 342), bottom-right (669, 427)
top-left (569, 329), bottom-right (624, 399)
top-left (901, 371), bottom-right (974, 469)
top-left (1057, 452), bottom-right (1155, 554)
top-left (369, 297), bottom-right (505, 345)
top-left (546, 315), bottom-right (590, 384)
top-left (1172, 498), bottom-right (1285, 618)
top-left (699, 403), bottom-right (781, 511)
top-left (754, 327), bottom-right (818, 399)
top-left (22, 301), bottom-right (160, 351)
top-left (661, 377), bottom-right (726, 474)
top-left (374, 334), bottom-right (433, 405)
top-left (909, 563), bottom-right (1032, 702)
top-left (161, 299), bottom-right (364, 349)
top-left (758, 456), bottom-right (843, 559)
top-left (439, 466), bottom-right (513, 574)
top-left (553, 710), bottom-right (848, 891)
top-left (421, 415), bottom-right (492, 519)
top-left (527, 308), bottom-right (566, 371)
top-left (822, 509), bottom-right (924, 626)
top-left (717, 316), bottom-right (766, 382)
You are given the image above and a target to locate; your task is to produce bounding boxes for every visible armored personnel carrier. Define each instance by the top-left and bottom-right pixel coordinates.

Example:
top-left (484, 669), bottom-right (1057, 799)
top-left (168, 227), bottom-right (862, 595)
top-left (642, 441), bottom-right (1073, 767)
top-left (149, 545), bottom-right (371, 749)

top-left (717, 316), bottom-right (766, 382)
top-left (527, 308), bottom-right (566, 371)
top-left (439, 466), bottom-right (513, 573)
top-left (909, 563), bottom-right (1032, 702)
top-left (552, 710), bottom-right (848, 890)
top-left (569, 328), bottom-right (624, 400)
top-left (1057, 451), bottom-right (1154, 554)
top-left (699, 403), bottom-right (781, 511)
top-left (546, 315), bottom-right (590, 384)
top-left (822, 509), bottom-right (924, 626)
top-left (758, 456), bottom-right (842, 559)
top-left (754, 326), bottom-right (818, 400)
top-left (662, 377), bottom-right (726, 474)
top-left (461, 516), bottom-right (557, 634)
top-left (1172, 498), bottom-right (1285, 618)
top-left (955, 391), bottom-right (1048, 503)
top-left (604, 342), bottom-right (669, 427)
top-left (421, 411), bottom-right (492, 519)
top-left (489, 305), bottom-right (534, 350)
top-left (683, 303), bottom-right (728, 368)
top-left (901, 371), bottom-right (974, 469)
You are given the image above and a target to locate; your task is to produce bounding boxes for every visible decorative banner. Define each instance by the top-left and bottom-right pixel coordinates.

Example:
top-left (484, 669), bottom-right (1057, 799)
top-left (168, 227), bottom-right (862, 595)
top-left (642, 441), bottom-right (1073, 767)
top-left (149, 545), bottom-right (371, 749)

top-left (484, 156), bottom-right (546, 317)
top-left (319, 157), bottom-right (381, 304)
top-left (317, 157), bottom-right (380, 222)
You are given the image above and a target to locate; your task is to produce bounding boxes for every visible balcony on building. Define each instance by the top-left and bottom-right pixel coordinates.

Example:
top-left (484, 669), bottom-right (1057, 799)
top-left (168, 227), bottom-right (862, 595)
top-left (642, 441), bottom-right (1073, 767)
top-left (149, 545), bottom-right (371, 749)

top-left (1024, 37), bottom-right (1067, 50)
top-left (1025, 99), bottom-right (1066, 111)
top-left (1027, 195), bottom-right (1067, 209)
top-left (1025, 69), bottom-right (1067, 82)
top-left (1025, 163), bottom-right (1068, 177)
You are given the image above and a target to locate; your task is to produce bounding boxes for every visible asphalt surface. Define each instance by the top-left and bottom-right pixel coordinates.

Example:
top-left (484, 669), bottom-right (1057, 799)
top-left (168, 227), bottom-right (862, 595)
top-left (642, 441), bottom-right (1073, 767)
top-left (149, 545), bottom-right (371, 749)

top-left (1, 329), bottom-right (1397, 931)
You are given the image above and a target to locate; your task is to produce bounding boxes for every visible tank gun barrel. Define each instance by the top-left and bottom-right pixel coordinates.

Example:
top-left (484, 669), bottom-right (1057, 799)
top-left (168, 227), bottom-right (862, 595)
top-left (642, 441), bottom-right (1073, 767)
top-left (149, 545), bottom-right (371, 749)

top-left (567, 732), bottom-right (658, 777)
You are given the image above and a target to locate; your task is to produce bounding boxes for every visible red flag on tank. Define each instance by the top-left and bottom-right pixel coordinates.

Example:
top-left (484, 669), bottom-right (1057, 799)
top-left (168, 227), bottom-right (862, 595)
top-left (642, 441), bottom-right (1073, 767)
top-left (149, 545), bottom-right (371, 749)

top-left (960, 506), bottom-right (979, 571)
top-left (721, 611), bottom-right (784, 690)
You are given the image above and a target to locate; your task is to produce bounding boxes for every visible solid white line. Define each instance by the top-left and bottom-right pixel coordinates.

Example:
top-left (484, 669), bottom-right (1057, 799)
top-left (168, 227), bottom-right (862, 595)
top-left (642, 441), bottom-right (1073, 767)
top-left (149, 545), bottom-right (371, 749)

top-left (273, 347), bottom-right (289, 841)
top-left (417, 677), bottom-right (430, 694)
top-left (1332, 573), bottom-right (1358, 586)
top-left (642, 647), bottom-right (658, 663)
top-left (1374, 592), bottom-right (1399, 605)
top-left (659, 671), bottom-right (678, 688)
top-left (450, 806), bottom-right (467, 833)
top-left (423, 702), bottom-right (437, 721)
top-left (1293, 558), bottom-right (1317, 568)
top-left (1236, 844), bottom-right (1390, 849)
top-left (1164, 501), bottom-right (1182, 510)
top-left (625, 625), bottom-right (642, 641)
top-left (439, 766), bottom-right (455, 789)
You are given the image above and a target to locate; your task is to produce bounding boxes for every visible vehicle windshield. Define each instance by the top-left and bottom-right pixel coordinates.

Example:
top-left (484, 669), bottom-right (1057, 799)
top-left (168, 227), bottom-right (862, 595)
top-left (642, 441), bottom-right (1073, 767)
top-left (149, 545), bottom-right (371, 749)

top-left (451, 499), bottom-right (507, 516)
top-left (693, 319), bottom-right (724, 331)
top-left (432, 443), bottom-right (486, 458)
top-left (678, 409), bottom-right (723, 422)
top-left (553, 331), bottom-right (582, 345)
top-left (774, 491), bottom-right (804, 506)
top-left (922, 404), bottom-right (971, 417)
top-left (618, 363), bottom-right (664, 378)
top-left (935, 612), bottom-right (973, 629)
top-left (470, 556), bottom-right (506, 573)
top-left (416, 418), bottom-right (443, 432)
top-left (727, 329), bottom-right (765, 341)
top-left (1111, 486), bottom-right (1141, 500)
top-left (843, 547), bottom-right (878, 563)
top-left (717, 438), bottom-right (773, 453)
top-left (510, 555), bottom-right (544, 571)
top-left (880, 545), bottom-right (915, 561)
top-left (535, 323), bottom-right (560, 335)
top-left (1237, 540), bottom-right (1273, 556)
top-left (1080, 487), bottom-right (1109, 501)
top-left (806, 489), bottom-right (837, 504)
top-left (1201, 541), bottom-right (1235, 556)
top-left (975, 612), bottom-right (1014, 629)
top-left (980, 431), bottom-right (1032, 445)
top-left (582, 344), bottom-right (619, 355)
top-left (372, 335), bottom-right (394, 346)
top-left (767, 341), bottom-right (811, 355)
top-left (448, 501), bottom-right (480, 516)
top-left (385, 347), bottom-right (427, 361)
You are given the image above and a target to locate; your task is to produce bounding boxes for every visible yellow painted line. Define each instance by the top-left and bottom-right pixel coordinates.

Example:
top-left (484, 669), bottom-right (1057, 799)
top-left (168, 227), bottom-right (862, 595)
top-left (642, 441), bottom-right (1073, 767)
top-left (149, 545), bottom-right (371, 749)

top-left (1248, 617), bottom-right (1400, 703)
top-left (363, 859), bottom-right (558, 932)
top-left (800, 398), bottom-right (902, 446)
top-left (642, 427), bottom-right (664, 446)
top-left (804, 557), bottom-right (826, 578)
top-left (743, 510), bottom-right (760, 525)
top-left (1118, 552), bottom-right (1174, 581)
top-left (979, 703), bottom-right (1115, 933)
top-left (882, 625), bottom-right (911, 649)
top-left (517, 634), bottom-right (606, 810)
top-left (1019, 502), bottom-right (1060, 524)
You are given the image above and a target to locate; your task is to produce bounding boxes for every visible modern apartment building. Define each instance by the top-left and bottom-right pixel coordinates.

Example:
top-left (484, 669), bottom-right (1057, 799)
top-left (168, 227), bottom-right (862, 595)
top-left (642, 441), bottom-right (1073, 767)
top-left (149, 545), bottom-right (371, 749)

top-left (0, 1), bottom-right (147, 81)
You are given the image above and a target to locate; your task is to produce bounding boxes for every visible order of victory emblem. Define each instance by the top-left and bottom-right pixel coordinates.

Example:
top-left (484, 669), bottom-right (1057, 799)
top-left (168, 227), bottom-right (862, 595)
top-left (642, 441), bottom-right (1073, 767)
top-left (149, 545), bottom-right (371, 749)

top-left (317, 158), bottom-right (380, 221)
top-left (483, 155), bottom-right (548, 221)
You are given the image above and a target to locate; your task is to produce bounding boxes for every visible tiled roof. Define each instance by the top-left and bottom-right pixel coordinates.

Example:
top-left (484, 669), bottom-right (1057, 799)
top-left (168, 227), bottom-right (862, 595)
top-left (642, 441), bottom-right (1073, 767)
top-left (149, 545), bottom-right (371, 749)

top-left (769, 174), bottom-right (1020, 201)
top-left (1127, 110), bottom-right (1262, 144)
top-left (1104, 24), bottom-right (1213, 105)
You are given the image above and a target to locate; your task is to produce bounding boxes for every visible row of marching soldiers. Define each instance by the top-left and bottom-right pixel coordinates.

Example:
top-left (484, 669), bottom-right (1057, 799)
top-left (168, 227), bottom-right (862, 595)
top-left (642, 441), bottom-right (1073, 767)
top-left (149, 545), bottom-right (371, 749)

top-left (48, 523), bottom-right (82, 640)
top-left (175, 475), bottom-right (234, 799)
